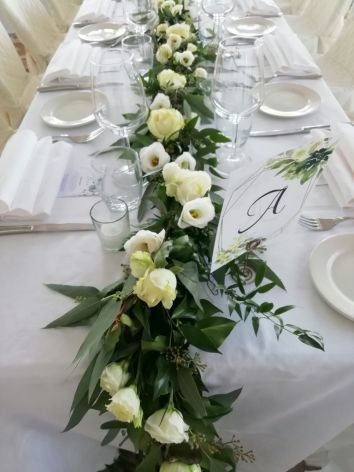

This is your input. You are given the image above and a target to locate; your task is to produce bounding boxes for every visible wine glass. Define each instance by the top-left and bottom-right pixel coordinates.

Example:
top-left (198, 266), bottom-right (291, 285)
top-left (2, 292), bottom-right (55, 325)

top-left (122, 34), bottom-right (154, 76)
top-left (202, 0), bottom-right (234, 43)
top-left (123, 0), bottom-right (158, 35)
top-left (211, 36), bottom-right (264, 172)
top-left (90, 48), bottom-right (148, 145)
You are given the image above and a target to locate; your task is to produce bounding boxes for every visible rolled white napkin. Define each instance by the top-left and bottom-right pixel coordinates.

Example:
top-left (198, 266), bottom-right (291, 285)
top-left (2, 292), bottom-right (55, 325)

top-left (263, 30), bottom-right (321, 76)
top-left (74, 0), bottom-right (118, 23)
top-left (235, 0), bottom-right (281, 16)
top-left (42, 39), bottom-right (103, 85)
top-left (324, 123), bottom-right (354, 208)
top-left (0, 130), bottom-right (72, 218)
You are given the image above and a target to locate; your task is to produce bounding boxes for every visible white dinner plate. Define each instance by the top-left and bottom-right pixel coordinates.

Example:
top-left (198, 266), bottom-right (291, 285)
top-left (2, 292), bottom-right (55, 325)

top-left (78, 22), bottom-right (126, 43)
top-left (40, 91), bottom-right (106, 128)
top-left (226, 16), bottom-right (276, 37)
top-left (260, 82), bottom-right (321, 118)
top-left (310, 234), bottom-right (354, 320)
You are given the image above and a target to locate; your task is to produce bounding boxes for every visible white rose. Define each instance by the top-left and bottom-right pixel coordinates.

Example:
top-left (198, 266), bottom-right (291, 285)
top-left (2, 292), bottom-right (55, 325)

top-left (166, 23), bottom-right (191, 40)
top-left (156, 44), bottom-right (173, 65)
top-left (160, 462), bottom-right (201, 472)
top-left (156, 23), bottom-right (169, 36)
top-left (150, 93), bottom-right (171, 110)
top-left (176, 170), bottom-right (211, 204)
top-left (175, 152), bottom-right (196, 170)
top-left (187, 43), bottom-right (197, 53)
top-left (157, 69), bottom-right (187, 91)
top-left (160, 0), bottom-right (175, 9)
top-left (100, 362), bottom-right (130, 395)
top-left (134, 268), bottom-right (177, 309)
top-left (194, 67), bottom-right (208, 79)
top-left (175, 50), bottom-right (195, 67)
top-left (145, 408), bottom-right (189, 444)
top-left (171, 4), bottom-right (183, 15)
top-left (178, 197), bottom-right (215, 229)
top-left (124, 229), bottom-right (165, 257)
top-left (162, 162), bottom-right (190, 199)
top-left (147, 108), bottom-right (185, 140)
top-left (140, 142), bottom-right (170, 173)
top-left (167, 33), bottom-right (182, 51)
top-left (107, 386), bottom-right (142, 426)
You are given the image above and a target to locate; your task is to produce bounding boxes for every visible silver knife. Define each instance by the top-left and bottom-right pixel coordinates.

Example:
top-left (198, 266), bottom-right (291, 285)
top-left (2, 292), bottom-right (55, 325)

top-left (0, 223), bottom-right (94, 235)
top-left (37, 81), bottom-right (122, 92)
top-left (250, 124), bottom-right (332, 137)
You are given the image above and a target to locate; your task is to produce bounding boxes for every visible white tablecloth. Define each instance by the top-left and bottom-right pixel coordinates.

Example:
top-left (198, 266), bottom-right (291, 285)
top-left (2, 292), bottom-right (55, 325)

top-left (1, 3), bottom-right (354, 472)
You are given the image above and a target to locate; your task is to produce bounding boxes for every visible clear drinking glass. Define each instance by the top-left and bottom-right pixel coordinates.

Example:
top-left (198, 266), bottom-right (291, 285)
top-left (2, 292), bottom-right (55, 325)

top-left (90, 199), bottom-right (130, 253)
top-left (122, 34), bottom-right (154, 76)
top-left (202, 0), bottom-right (234, 44)
top-left (123, 0), bottom-right (158, 34)
top-left (212, 36), bottom-right (264, 171)
top-left (90, 49), bottom-right (148, 144)
top-left (91, 147), bottom-right (143, 211)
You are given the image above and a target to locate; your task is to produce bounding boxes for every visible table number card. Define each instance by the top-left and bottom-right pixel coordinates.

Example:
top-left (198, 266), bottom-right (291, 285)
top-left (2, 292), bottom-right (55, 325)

top-left (211, 137), bottom-right (335, 272)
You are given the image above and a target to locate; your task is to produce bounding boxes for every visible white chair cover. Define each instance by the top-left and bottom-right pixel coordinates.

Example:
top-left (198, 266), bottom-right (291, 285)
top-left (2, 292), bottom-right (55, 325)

top-left (0, 0), bottom-right (63, 73)
top-left (286, 0), bottom-right (353, 54)
top-left (0, 114), bottom-right (14, 153)
top-left (0, 21), bottom-right (38, 128)
top-left (316, 17), bottom-right (354, 119)
top-left (274, 0), bottom-right (309, 15)
top-left (41, 0), bottom-right (79, 30)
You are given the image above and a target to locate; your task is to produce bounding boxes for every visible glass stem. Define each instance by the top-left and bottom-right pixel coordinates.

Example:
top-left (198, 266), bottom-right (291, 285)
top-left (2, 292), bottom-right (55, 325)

top-left (231, 116), bottom-right (241, 151)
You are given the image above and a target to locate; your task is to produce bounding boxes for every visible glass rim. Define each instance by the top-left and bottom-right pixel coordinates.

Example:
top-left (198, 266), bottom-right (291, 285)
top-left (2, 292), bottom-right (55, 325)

top-left (219, 36), bottom-right (263, 48)
top-left (90, 199), bottom-right (129, 224)
top-left (90, 48), bottom-right (133, 67)
top-left (122, 33), bottom-right (153, 46)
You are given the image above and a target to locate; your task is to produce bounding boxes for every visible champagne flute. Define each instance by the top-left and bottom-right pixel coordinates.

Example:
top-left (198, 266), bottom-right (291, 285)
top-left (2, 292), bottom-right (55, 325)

top-left (211, 36), bottom-right (264, 171)
top-left (123, 0), bottom-right (158, 35)
top-left (90, 48), bottom-right (148, 145)
top-left (202, 0), bottom-right (234, 43)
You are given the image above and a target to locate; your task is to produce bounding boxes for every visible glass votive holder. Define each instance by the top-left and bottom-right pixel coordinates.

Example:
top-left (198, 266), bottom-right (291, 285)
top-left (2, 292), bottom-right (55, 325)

top-left (90, 199), bottom-right (130, 253)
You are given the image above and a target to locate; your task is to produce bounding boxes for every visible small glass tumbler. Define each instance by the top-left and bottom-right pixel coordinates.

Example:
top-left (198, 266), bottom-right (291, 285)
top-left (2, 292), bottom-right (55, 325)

top-left (90, 199), bottom-right (130, 253)
top-left (122, 34), bottom-right (154, 76)
top-left (91, 147), bottom-right (143, 211)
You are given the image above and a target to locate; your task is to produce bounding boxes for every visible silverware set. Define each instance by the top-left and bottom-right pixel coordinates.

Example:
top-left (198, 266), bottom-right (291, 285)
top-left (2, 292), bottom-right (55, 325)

top-left (299, 215), bottom-right (354, 231)
top-left (0, 223), bottom-right (94, 235)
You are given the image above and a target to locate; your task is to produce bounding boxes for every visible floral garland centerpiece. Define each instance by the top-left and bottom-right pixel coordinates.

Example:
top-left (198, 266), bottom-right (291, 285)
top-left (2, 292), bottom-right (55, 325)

top-left (46, 2), bottom-right (325, 471)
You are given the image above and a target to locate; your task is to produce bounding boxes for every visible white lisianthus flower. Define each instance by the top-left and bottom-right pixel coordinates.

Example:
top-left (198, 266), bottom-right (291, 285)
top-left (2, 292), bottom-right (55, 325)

top-left (147, 108), bottom-right (184, 140)
top-left (167, 33), bottom-right (182, 51)
top-left (166, 23), bottom-right (191, 40)
top-left (156, 43), bottom-right (173, 65)
top-left (187, 43), bottom-right (197, 53)
top-left (130, 251), bottom-right (154, 278)
top-left (162, 163), bottom-right (211, 204)
top-left (194, 67), bottom-right (208, 79)
top-left (145, 408), bottom-right (189, 444)
top-left (100, 362), bottom-right (129, 395)
top-left (157, 69), bottom-right (187, 91)
top-left (150, 93), bottom-right (171, 110)
top-left (178, 197), bottom-right (215, 229)
top-left (134, 268), bottom-right (177, 309)
top-left (156, 22), bottom-right (169, 36)
top-left (140, 142), bottom-right (170, 173)
top-left (107, 386), bottom-right (142, 426)
top-left (171, 4), bottom-right (183, 15)
top-left (162, 162), bottom-right (190, 199)
top-left (175, 50), bottom-right (195, 67)
top-left (160, 462), bottom-right (202, 472)
top-left (175, 152), bottom-right (196, 170)
top-left (124, 229), bottom-right (166, 257)
top-left (160, 0), bottom-right (175, 10)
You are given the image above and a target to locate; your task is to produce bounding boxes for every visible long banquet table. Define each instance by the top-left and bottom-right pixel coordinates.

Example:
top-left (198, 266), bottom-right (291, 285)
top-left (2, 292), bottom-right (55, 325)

top-left (1, 3), bottom-right (354, 472)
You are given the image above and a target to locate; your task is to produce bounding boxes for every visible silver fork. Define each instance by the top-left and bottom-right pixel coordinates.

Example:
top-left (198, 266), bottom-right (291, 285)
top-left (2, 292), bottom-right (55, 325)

top-left (299, 215), bottom-right (354, 231)
top-left (51, 127), bottom-right (104, 144)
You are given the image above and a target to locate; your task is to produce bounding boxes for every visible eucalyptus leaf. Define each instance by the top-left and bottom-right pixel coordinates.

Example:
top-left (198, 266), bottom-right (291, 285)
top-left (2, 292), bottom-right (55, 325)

top-left (45, 297), bottom-right (102, 328)
top-left (177, 368), bottom-right (207, 418)
top-left (46, 284), bottom-right (101, 300)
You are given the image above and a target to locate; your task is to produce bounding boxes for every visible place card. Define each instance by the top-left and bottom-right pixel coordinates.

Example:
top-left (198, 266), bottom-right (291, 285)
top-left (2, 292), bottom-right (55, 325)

top-left (211, 137), bottom-right (335, 272)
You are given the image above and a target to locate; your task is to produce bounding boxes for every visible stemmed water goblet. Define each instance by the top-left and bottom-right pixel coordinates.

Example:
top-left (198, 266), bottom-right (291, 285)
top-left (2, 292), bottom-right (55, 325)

top-left (202, 0), bottom-right (234, 44)
top-left (123, 0), bottom-right (158, 35)
top-left (211, 36), bottom-right (264, 172)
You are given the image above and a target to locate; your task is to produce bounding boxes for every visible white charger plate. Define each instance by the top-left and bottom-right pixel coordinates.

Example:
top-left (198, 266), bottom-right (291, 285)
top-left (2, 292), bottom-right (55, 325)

top-left (310, 234), bottom-right (354, 320)
top-left (226, 16), bottom-right (276, 37)
top-left (40, 91), bottom-right (106, 128)
top-left (260, 82), bottom-right (321, 118)
top-left (78, 22), bottom-right (126, 43)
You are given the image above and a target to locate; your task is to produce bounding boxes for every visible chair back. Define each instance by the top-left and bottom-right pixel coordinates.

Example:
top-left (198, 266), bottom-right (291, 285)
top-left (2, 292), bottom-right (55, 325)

top-left (41, 0), bottom-right (79, 29)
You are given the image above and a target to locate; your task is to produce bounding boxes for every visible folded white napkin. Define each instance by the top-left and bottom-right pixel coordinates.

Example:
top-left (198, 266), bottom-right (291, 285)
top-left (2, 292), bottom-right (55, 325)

top-left (74, 0), bottom-right (118, 23)
top-left (235, 0), bottom-right (281, 16)
top-left (0, 130), bottom-right (72, 218)
top-left (42, 39), bottom-right (103, 85)
top-left (263, 30), bottom-right (321, 76)
top-left (324, 123), bottom-right (354, 208)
